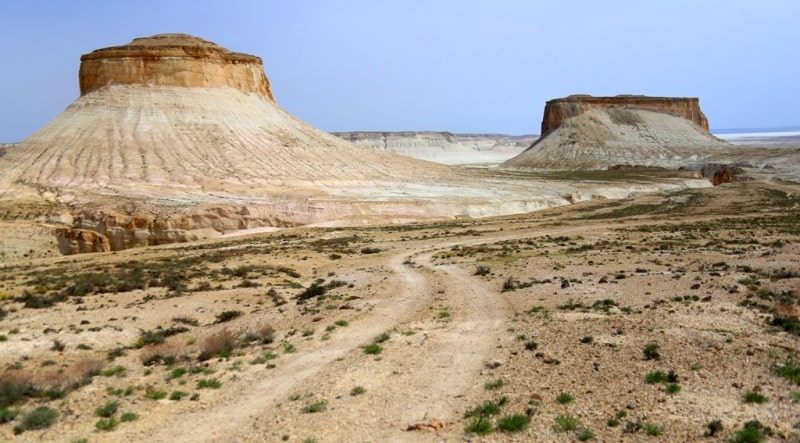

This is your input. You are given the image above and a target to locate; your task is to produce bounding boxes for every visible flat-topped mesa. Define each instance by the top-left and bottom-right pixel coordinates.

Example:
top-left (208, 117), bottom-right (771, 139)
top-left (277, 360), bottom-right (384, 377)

top-left (79, 33), bottom-right (274, 101)
top-left (541, 95), bottom-right (709, 135)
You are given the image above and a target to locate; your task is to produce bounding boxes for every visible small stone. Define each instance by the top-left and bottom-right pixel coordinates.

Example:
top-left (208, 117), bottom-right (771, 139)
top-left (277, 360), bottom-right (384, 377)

top-left (626, 402), bottom-right (636, 410)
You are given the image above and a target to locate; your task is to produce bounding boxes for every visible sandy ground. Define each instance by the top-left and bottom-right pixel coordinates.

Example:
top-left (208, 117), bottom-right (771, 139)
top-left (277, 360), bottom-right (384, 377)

top-left (1, 179), bottom-right (799, 442)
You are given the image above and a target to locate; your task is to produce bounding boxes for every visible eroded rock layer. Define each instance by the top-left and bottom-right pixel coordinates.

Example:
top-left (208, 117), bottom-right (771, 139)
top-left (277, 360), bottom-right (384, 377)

top-left (541, 95), bottom-right (709, 135)
top-left (79, 34), bottom-right (274, 101)
top-left (331, 131), bottom-right (532, 164)
top-left (503, 94), bottom-right (733, 171)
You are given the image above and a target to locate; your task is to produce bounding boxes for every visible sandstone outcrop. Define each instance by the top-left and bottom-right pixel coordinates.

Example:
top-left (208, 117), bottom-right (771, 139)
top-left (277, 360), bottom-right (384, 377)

top-left (540, 95), bottom-right (709, 136)
top-left (331, 131), bottom-right (531, 164)
top-left (79, 34), bottom-right (274, 101)
top-left (503, 95), bottom-right (731, 171)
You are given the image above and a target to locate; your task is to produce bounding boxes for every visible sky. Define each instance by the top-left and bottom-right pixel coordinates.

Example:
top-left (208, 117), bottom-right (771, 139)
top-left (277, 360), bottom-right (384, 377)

top-left (1, 1), bottom-right (799, 142)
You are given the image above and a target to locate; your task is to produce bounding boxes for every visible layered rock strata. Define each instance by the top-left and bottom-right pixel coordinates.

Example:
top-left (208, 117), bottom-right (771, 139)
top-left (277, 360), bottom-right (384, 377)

top-left (79, 34), bottom-right (274, 101)
top-left (503, 95), bottom-right (730, 171)
top-left (540, 95), bottom-right (709, 136)
top-left (331, 131), bottom-right (532, 164)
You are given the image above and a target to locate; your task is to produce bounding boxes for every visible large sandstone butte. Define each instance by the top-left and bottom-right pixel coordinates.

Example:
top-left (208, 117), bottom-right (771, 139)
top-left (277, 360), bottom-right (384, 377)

top-left (79, 34), bottom-right (275, 101)
top-left (6, 34), bottom-right (700, 259)
top-left (503, 94), bottom-right (731, 170)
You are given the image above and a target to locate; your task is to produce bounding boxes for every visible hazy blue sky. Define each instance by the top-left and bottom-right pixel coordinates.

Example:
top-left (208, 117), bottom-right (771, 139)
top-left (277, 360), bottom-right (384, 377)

top-left (1, 1), bottom-right (798, 142)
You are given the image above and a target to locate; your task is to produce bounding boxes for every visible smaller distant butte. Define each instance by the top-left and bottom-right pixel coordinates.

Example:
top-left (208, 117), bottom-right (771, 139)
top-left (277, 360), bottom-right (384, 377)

top-left (79, 33), bottom-right (274, 100)
top-left (541, 94), bottom-right (709, 135)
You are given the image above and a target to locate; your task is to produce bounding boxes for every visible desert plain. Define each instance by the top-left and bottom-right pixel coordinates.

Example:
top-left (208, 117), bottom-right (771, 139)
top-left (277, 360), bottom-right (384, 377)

top-left (1, 173), bottom-right (799, 442)
top-left (1, 34), bottom-right (800, 443)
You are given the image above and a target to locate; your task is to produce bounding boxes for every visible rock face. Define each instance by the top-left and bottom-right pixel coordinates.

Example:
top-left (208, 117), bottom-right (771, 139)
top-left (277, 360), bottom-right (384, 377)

top-left (540, 95), bottom-right (709, 136)
top-left (79, 34), bottom-right (274, 101)
top-left (503, 95), bottom-right (730, 171)
top-left (331, 131), bottom-right (532, 164)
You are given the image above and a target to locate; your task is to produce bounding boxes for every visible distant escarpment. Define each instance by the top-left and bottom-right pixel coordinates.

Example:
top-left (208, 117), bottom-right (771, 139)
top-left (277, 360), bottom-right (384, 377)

top-left (540, 95), bottom-right (709, 136)
top-left (79, 33), bottom-right (274, 101)
top-left (503, 95), bottom-right (730, 171)
top-left (331, 131), bottom-right (532, 164)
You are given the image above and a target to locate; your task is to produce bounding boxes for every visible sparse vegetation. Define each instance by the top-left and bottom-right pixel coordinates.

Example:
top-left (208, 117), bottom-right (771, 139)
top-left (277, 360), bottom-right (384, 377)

top-left (465, 417), bottom-right (493, 435)
top-left (484, 379), bottom-right (504, 390)
top-left (742, 391), bottom-right (768, 404)
top-left (363, 343), bottom-right (382, 355)
top-left (643, 422), bottom-right (663, 436)
top-left (95, 417), bottom-right (119, 431)
top-left (731, 420), bottom-right (772, 443)
top-left (302, 399), bottom-right (328, 413)
top-left (350, 386), bottom-right (366, 396)
top-left (14, 406), bottom-right (58, 434)
top-left (197, 378), bottom-right (222, 389)
top-left (554, 414), bottom-right (580, 432)
top-left (643, 342), bottom-right (661, 360)
top-left (496, 414), bottom-right (530, 432)
top-left (95, 400), bottom-right (119, 417)
top-left (556, 392), bottom-right (574, 404)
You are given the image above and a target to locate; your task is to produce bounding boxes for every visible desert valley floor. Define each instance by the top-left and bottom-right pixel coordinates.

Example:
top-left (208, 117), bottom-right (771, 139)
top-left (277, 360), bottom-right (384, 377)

top-left (1, 176), bottom-right (799, 442)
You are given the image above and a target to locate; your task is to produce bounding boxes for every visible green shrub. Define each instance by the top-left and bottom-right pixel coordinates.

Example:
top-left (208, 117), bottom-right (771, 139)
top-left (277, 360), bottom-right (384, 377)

top-left (645, 371), bottom-right (668, 383)
top-left (373, 332), bottom-right (390, 343)
top-left (302, 400), bottom-right (327, 413)
top-left (197, 378), bottom-right (222, 389)
top-left (484, 379), bottom-right (504, 390)
top-left (350, 386), bottom-right (366, 396)
top-left (464, 417), bottom-right (493, 435)
top-left (215, 310), bottom-right (243, 323)
top-left (14, 406), bottom-right (58, 434)
top-left (120, 412), bottom-right (139, 422)
top-left (742, 391), bottom-right (768, 403)
top-left (101, 365), bottom-right (127, 377)
top-left (464, 397), bottom-right (506, 417)
top-left (580, 335), bottom-right (594, 344)
top-left (556, 392), bottom-right (574, 404)
top-left (524, 340), bottom-right (538, 351)
top-left (0, 407), bottom-right (20, 423)
top-left (555, 414), bottom-right (580, 432)
top-left (95, 417), bottom-right (119, 431)
top-left (643, 422), bottom-right (663, 436)
top-left (334, 320), bottom-right (349, 327)
top-left (773, 360), bottom-right (800, 385)
top-left (705, 419), bottom-right (723, 436)
top-left (363, 344), bottom-right (382, 355)
top-left (578, 428), bottom-right (595, 441)
top-left (666, 383), bottom-right (681, 394)
top-left (170, 390), bottom-right (189, 400)
top-left (95, 400), bottom-right (119, 417)
top-left (474, 266), bottom-right (491, 276)
top-left (497, 414), bottom-right (530, 432)
top-left (643, 342), bottom-right (660, 360)
top-left (731, 420), bottom-right (772, 443)
top-left (145, 388), bottom-right (167, 400)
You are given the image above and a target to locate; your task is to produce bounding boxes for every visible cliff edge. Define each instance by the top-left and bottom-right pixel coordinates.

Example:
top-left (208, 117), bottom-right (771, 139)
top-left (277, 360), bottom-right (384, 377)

top-left (503, 95), bottom-right (730, 171)
top-left (79, 33), bottom-right (274, 101)
top-left (540, 95), bottom-right (709, 136)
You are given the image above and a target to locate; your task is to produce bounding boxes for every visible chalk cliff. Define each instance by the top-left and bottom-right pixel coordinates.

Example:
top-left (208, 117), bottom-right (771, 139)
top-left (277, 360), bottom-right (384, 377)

top-left (331, 132), bottom-right (532, 164)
